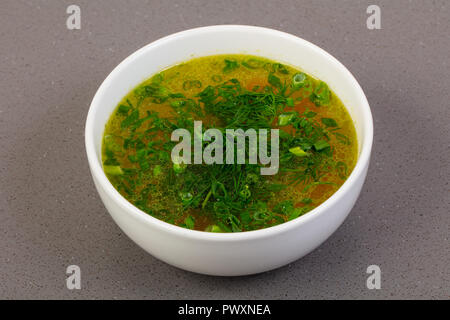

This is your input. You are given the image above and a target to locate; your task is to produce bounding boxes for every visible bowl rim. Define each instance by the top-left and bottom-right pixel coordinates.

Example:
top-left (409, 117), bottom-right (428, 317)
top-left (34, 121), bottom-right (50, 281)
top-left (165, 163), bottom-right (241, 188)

top-left (85, 25), bottom-right (373, 242)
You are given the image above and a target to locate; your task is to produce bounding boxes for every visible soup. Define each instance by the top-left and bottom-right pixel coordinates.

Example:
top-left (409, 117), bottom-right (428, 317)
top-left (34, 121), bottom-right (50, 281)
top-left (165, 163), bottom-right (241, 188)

top-left (102, 54), bottom-right (357, 232)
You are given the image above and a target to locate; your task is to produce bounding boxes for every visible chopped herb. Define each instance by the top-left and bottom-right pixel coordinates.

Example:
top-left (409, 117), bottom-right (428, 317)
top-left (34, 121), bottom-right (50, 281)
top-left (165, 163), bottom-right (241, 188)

top-left (321, 118), bottom-right (338, 127)
top-left (268, 73), bottom-right (282, 89)
top-left (313, 140), bottom-right (330, 151)
top-left (273, 200), bottom-right (294, 215)
top-left (205, 225), bottom-right (222, 232)
top-left (286, 98), bottom-right (295, 107)
top-left (104, 165), bottom-right (123, 176)
top-left (310, 81), bottom-right (330, 106)
top-left (278, 113), bottom-right (295, 126)
top-left (288, 207), bottom-right (308, 221)
top-left (289, 146), bottom-right (309, 157)
top-left (292, 73), bottom-right (307, 89)
top-left (153, 165), bottom-right (162, 177)
top-left (223, 59), bottom-right (239, 73)
top-left (184, 216), bottom-right (195, 229)
top-left (333, 132), bottom-right (351, 145)
top-left (120, 109), bottom-right (139, 129)
top-left (173, 161), bottom-right (186, 174)
top-left (241, 58), bottom-right (265, 69)
top-left (303, 111), bottom-right (317, 118)
top-left (272, 63), bottom-right (289, 74)
top-left (117, 104), bottom-right (131, 115)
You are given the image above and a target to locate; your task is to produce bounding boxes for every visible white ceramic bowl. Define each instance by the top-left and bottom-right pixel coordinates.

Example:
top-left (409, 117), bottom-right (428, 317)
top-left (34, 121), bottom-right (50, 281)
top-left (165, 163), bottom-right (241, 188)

top-left (85, 25), bottom-right (373, 276)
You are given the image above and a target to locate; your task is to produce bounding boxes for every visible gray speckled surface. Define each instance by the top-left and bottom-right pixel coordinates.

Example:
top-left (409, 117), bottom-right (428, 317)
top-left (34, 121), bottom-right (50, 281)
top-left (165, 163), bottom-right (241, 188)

top-left (0, 0), bottom-right (449, 299)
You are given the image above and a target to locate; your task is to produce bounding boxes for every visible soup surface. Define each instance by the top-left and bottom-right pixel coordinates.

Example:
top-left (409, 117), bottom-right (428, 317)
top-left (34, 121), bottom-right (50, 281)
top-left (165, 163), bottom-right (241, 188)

top-left (102, 54), bottom-right (357, 232)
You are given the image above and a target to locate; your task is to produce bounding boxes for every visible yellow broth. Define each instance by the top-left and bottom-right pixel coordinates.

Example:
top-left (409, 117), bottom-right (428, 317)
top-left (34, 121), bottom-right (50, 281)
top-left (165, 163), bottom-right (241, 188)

top-left (102, 54), bottom-right (358, 232)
